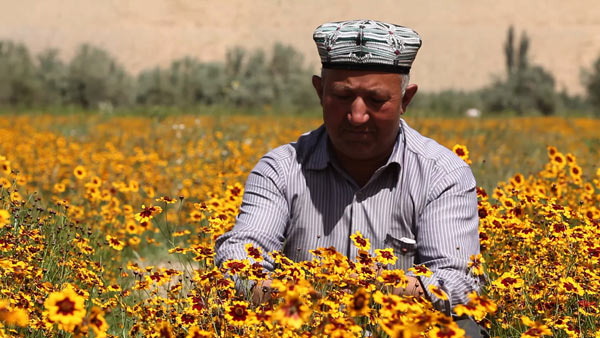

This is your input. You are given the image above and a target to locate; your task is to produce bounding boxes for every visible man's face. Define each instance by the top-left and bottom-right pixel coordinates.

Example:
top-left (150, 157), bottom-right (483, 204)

top-left (312, 69), bottom-right (417, 163)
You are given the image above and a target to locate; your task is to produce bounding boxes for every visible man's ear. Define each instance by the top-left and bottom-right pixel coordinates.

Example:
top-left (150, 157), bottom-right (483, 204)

top-left (312, 75), bottom-right (324, 104)
top-left (401, 84), bottom-right (418, 113)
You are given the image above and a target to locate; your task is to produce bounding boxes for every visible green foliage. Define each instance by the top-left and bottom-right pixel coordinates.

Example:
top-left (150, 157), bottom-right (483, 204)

top-left (221, 43), bottom-right (318, 110)
top-left (409, 90), bottom-right (484, 116)
top-left (36, 49), bottom-right (68, 106)
top-left (137, 59), bottom-right (226, 106)
top-left (582, 54), bottom-right (600, 113)
top-left (0, 41), bottom-right (40, 106)
top-left (483, 65), bottom-right (557, 115)
top-left (66, 44), bottom-right (135, 108)
top-left (504, 26), bottom-right (515, 74)
top-left (483, 26), bottom-right (558, 115)
top-left (135, 42), bottom-right (317, 110)
top-left (136, 67), bottom-right (176, 106)
top-left (0, 37), bottom-right (595, 115)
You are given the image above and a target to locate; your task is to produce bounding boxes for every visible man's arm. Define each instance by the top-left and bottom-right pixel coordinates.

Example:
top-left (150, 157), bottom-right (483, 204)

top-left (215, 154), bottom-right (289, 272)
top-left (413, 165), bottom-right (481, 312)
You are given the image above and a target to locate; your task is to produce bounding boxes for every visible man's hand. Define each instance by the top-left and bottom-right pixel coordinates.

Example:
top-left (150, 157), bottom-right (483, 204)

top-left (251, 279), bottom-right (273, 305)
top-left (392, 276), bottom-right (425, 297)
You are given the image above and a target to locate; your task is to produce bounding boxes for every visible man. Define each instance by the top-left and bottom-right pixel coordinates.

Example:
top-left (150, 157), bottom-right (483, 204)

top-left (216, 19), bottom-right (484, 336)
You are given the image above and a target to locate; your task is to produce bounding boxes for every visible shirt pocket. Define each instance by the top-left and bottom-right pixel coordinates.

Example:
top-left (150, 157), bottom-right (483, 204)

top-left (384, 233), bottom-right (417, 271)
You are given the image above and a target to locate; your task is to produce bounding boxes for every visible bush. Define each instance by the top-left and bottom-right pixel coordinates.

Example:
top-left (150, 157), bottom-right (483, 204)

top-left (0, 41), bottom-right (40, 106)
top-left (483, 65), bottom-right (557, 115)
top-left (409, 90), bottom-right (484, 116)
top-left (36, 49), bottom-right (68, 106)
top-left (582, 54), bottom-right (600, 114)
top-left (482, 27), bottom-right (557, 115)
top-left (136, 43), bottom-right (318, 110)
top-left (66, 44), bottom-right (135, 108)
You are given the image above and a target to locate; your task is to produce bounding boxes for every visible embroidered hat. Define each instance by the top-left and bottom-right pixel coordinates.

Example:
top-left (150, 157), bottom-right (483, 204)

top-left (313, 19), bottom-right (422, 74)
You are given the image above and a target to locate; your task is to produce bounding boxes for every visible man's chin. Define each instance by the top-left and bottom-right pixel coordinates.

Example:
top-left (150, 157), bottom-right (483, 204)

top-left (337, 147), bottom-right (377, 161)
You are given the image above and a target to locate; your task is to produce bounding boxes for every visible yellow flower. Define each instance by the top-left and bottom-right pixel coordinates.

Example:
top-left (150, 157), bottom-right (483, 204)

top-left (155, 321), bottom-right (175, 338)
top-left (510, 173), bottom-right (525, 187)
top-left (452, 144), bottom-right (472, 164)
top-left (106, 235), bottom-right (124, 251)
top-left (73, 165), bottom-right (87, 180)
top-left (53, 182), bottom-right (66, 193)
top-left (44, 285), bottom-right (86, 332)
top-left (10, 191), bottom-right (21, 203)
top-left (453, 291), bottom-right (496, 322)
top-left (550, 152), bottom-right (567, 170)
top-left (377, 269), bottom-right (408, 288)
top-left (467, 291), bottom-right (496, 314)
top-left (88, 307), bottom-right (108, 337)
top-left (224, 300), bottom-right (256, 327)
top-left (569, 164), bottom-right (582, 180)
top-left (189, 210), bottom-right (205, 222)
top-left (468, 254), bottom-right (485, 276)
top-left (409, 264), bottom-right (433, 277)
top-left (492, 271), bottom-right (524, 290)
top-left (558, 277), bottom-right (584, 296)
top-left (374, 248), bottom-right (397, 265)
top-left (428, 285), bottom-right (448, 300)
top-left (222, 259), bottom-right (250, 275)
top-left (428, 325), bottom-right (466, 338)
top-left (454, 302), bottom-right (487, 322)
top-left (0, 158), bottom-right (11, 175)
top-left (521, 316), bottom-right (553, 337)
top-left (156, 195), bottom-right (177, 204)
top-left (128, 236), bottom-right (141, 246)
top-left (186, 327), bottom-right (213, 338)
top-left (272, 292), bottom-right (310, 329)
top-left (0, 210), bottom-right (10, 228)
top-left (245, 243), bottom-right (263, 262)
top-left (345, 287), bottom-right (370, 317)
top-left (350, 231), bottom-right (370, 251)
top-left (134, 204), bottom-right (162, 223)
top-left (0, 299), bottom-right (28, 327)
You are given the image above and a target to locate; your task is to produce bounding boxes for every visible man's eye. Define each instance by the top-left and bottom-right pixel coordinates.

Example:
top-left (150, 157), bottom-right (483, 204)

top-left (370, 97), bottom-right (388, 104)
top-left (334, 94), bottom-right (352, 100)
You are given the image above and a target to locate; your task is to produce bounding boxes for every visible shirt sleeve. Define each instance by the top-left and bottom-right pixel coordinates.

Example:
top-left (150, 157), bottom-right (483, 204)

top-left (215, 154), bottom-right (289, 272)
top-left (412, 165), bottom-right (481, 313)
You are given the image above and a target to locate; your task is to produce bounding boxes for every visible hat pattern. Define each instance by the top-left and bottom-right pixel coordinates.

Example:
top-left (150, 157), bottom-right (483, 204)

top-left (314, 19), bottom-right (421, 74)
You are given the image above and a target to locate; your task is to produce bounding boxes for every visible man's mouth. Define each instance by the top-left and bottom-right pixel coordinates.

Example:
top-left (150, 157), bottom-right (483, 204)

top-left (345, 129), bottom-right (371, 135)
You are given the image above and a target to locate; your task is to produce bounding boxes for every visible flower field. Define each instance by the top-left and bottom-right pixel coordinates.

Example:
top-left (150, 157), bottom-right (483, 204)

top-left (0, 114), bottom-right (599, 337)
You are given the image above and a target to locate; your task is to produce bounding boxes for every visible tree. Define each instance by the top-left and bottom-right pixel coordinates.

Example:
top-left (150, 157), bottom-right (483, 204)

top-left (36, 49), bottom-right (68, 106)
top-left (137, 67), bottom-right (176, 106)
top-left (221, 44), bottom-right (317, 109)
top-left (483, 26), bottom-right (556, 115)
top-left (0, 41), bottom-right (40, 106)
top-left (582, 55), bottom-right (600, 113)
top-left (137, 58), bottom-right (226, 106)
top-left (504, 26), bottom-right (515, 73)
top-left (66, 44), bottom-right (134, 108)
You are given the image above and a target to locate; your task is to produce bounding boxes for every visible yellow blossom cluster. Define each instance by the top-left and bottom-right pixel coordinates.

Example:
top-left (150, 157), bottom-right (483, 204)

top-left (0, 114), bottom-right (598, 337)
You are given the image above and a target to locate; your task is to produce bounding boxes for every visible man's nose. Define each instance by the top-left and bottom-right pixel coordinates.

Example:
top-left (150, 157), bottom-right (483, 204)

top-left (348, 97), bottom-right (369, 125)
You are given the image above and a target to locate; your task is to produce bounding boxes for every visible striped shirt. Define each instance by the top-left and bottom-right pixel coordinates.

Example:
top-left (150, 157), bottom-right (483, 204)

top-left (215, 118), bottom-right (481, 311)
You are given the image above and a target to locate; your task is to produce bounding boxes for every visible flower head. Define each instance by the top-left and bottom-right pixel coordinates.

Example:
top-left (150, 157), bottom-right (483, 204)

top-left (44, 285), bottom-right (86, 332)
top-left (350, 231), bottom-right (370, 251)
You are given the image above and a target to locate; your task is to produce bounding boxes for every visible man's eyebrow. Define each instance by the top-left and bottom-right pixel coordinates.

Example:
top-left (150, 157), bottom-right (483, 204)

top-left (366, 88), bottom-right (391, 96)
top-left (330, 84), bottom-right (391, 96)
top-left (330, 83), bottom-right (352, 91)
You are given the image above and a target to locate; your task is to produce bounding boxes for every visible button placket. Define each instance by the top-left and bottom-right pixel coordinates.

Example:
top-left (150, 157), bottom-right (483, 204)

top-left (355, 190), bottom-right (363, 201)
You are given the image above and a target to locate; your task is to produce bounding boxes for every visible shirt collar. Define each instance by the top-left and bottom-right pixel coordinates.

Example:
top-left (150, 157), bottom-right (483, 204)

top-left (304, 122), bottom-right (405, 170)
top-left (304, 125), bottom-right (330, 170)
